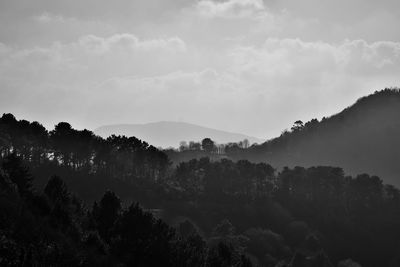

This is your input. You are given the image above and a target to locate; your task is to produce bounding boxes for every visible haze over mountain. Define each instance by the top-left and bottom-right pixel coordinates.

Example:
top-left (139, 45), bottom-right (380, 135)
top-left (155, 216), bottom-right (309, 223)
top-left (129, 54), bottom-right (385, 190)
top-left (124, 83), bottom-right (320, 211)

top-left (1, 0), bottom-right (400, 138)
top-left (239, 89), bottom-right (400, 187)
top-left (95, 121), bottom-right (263, 148)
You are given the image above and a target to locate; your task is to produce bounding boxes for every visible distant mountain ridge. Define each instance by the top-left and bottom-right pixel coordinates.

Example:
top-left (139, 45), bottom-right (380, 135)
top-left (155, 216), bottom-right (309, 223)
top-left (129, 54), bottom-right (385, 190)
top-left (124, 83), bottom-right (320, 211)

top-left (238, 88), bottom-right (400, 187)
top-left (95, 121), bottom-right (264, 148)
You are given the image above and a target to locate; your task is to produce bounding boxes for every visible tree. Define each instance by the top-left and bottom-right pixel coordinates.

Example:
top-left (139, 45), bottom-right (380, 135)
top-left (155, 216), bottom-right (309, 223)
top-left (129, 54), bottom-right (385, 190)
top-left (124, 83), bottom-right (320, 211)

top-left (50, 122), bottom-right (74, 166)
top-left (44, 175), bottom-right (69, 204)
top-left (174, 233), bottom-right (207, 267)
top-left (93, 191), bottom-right (121, 242)
top-left (216, 144), bottom-right (225, 154)
top-left (188, 141), bottom-right (201, 151)
top-left (111, 203), bottom-right (175, 266)
top-left (201, 138), bottom-right (215, 153)
top-left (291, 120), bottom-right (304, 132)
top-left (224, 142), bottom-right (241, 155)
top-left (75, 129), bottom-right (95, 169)
top-left (178, 220), bottom-right (198, 238)
top-left (212, 219), bottom-right (236, 237)
top-left (207, 242), bottom-right (234, 267)
top-left (29, 121), bottom-right (48, 165)
top-left (244, 228), bottom-right (289, 263)
top-left (2, 154), bottom-right (32, 196)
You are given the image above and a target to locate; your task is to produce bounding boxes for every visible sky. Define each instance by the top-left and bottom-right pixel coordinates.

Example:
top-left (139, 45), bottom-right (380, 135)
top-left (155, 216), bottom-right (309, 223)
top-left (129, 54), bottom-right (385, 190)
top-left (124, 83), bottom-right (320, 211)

top-left (0, 0), bottom-right (399, 139)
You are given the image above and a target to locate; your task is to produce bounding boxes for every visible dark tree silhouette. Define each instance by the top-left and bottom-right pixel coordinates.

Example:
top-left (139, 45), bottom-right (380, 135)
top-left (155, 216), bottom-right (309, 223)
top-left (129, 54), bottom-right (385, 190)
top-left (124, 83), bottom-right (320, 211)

top-left (201, 137), bottom-right (215, 153)
top-left (44, 175), bottom-right (69, 204)
top-left (2, 153), bottom-right (32, 196)
top-left (93, 191), bottom-right (121, 242)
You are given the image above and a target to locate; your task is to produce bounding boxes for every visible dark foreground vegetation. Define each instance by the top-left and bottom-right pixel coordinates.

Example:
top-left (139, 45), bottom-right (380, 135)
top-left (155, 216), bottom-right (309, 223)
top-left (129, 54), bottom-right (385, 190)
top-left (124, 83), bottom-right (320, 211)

top-left (1, 90), bottom-right (400, 267)
top-left (0, 158), bottom-right (254, 266)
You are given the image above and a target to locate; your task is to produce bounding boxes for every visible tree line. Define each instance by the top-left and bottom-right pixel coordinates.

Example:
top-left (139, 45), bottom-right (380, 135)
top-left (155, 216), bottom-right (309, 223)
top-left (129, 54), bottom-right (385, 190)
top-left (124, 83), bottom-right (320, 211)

top-left (0, 113), bottom-right (170, 182)
top-left (2, 112), bottom-right (400, 266)
top-left (176, 138), bottom-right (251, 154)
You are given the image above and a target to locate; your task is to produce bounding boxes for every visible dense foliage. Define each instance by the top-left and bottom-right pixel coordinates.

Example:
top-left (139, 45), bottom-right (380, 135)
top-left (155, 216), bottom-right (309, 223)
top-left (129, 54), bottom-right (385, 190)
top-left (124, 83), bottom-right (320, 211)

top-left (0, 156), bottom-right (253, 266)
top-left (1, 91), bottom-right (400, 267)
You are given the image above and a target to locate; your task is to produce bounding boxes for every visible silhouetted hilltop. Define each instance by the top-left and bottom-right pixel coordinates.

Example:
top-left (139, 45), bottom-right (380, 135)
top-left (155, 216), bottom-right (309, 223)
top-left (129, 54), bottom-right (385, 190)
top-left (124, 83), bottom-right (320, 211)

top-left (240, 88), bottom-right (400, 187)
top-left (95, 121), bottom-right (263, 148)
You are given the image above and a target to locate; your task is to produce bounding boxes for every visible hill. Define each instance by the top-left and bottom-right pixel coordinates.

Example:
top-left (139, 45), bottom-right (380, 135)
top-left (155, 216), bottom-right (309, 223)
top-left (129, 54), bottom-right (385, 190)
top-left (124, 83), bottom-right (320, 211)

top-left (95, 121), bottom-right (263, 148)
top-left (239, 88), bottom-right (400, 187)
top-left (2, 107), bottom-right (400, 266)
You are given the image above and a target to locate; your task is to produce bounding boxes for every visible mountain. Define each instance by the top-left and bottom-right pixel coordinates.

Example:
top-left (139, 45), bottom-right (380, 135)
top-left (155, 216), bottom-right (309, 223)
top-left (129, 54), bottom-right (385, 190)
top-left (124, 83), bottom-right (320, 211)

top-left (94, 121), bottom-right (264, 148)
top-left (237, 88), bottom-right (400, 187)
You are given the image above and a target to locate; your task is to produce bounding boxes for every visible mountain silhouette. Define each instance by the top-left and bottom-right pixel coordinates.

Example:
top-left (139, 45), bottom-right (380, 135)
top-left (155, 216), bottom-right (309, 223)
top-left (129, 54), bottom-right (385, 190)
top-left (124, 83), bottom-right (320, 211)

top-left (95, 121), bottom-right (263, 148)
top-left (239, 89), bottom-right (400, 187)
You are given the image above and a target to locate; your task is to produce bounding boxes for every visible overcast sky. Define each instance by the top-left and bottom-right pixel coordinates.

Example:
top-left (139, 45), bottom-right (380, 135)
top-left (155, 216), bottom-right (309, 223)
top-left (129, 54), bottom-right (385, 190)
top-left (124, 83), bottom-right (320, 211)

top-left (0, 0), bottom-right (399, 139)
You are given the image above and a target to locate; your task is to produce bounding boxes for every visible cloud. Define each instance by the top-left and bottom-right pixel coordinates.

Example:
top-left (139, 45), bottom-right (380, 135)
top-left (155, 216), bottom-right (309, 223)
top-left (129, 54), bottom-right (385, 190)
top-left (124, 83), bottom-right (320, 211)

top-left (1, 33), bottom-right (399, 137)
top-left (229, 38), bottom-right (400, 84)
top-left (0, 33), bottom-right (191, 129)
top-left (182, 1), bottom-right (323, 48)
top-left (33, 12), bottom-right (74, 23)
top-left (196, 0), bottom-right (265, 18)
top-left (1, 0), bottom-right (400, 139)
top-left (77, 34), bottom-right (186, 53)
top-left (82, 38), bottom-right (400, 135)
top-left (0, 33), bottom-right (188, 86)
top-left (339, 40), bottom-right (400, 73)
top-left (33, 13), bottom-right (61, 23)
top-left (224, 38), bottom-right (400, 132)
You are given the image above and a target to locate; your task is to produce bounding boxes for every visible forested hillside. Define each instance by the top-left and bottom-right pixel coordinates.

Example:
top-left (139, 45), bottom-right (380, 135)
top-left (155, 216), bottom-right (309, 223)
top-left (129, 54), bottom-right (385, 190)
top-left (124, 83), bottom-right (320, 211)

top-left (1, 110), bottom-right (400, 266)
top-left (227, 89), bottom-right (400, 187)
